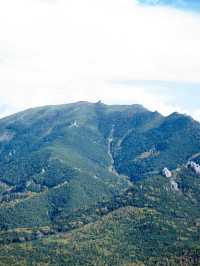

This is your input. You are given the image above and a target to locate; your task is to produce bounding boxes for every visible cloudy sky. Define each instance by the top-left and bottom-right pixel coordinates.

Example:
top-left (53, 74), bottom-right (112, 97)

top-left (0, 0), bottom-right (200, 119)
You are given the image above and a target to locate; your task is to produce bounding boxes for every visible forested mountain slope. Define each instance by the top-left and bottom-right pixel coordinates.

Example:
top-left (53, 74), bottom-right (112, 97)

top-left (0, 101), bottom-right (200, 265)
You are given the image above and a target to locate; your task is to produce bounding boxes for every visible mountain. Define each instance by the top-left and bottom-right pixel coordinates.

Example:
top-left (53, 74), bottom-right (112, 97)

top-left (0, 101), bottom-right (200, 265)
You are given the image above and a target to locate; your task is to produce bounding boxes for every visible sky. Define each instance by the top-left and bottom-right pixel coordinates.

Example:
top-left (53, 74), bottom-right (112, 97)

top-left (0, 0), bottom-right (200, 120)
top-left (139, 0), bottom-right (200, 10)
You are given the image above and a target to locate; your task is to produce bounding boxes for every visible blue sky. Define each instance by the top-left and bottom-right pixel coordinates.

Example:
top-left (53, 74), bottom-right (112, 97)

top-left (109, 82), bottom-right (200, 120)
top-left (113, 80), bottom-right (200, 112)
top-left (0, 0), bottom-right (200, 120)
top-left (138, 0), bottom-right (200, 11)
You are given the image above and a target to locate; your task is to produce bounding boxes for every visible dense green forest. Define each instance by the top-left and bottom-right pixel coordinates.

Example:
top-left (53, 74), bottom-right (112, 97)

top-left (0, 102), bottom-right (200, 265)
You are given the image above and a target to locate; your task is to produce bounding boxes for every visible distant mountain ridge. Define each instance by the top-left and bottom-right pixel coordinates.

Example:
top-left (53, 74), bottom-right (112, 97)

top-left (0, 101), bottom-right (200, 265)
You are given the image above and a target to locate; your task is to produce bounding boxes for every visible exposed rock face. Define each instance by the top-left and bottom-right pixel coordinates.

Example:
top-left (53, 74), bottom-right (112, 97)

top-left (162, 167), bottom-right (179, 192)
top-left (170, 179), bottom-right (179, 192)
top-left (187, 161), bottom-right (200, 175)
top-left (0, 131), bottom-right (14, 142)
top-left (162, 167), bottom-right (172, 178)
top-left (69, 120), bottom-right (79, 128)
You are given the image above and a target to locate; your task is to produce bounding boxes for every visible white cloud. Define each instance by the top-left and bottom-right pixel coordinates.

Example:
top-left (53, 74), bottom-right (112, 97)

top-left (0, 0), bottom-right (199, 118)
top-left (192, 109), bottom-right (200, 122)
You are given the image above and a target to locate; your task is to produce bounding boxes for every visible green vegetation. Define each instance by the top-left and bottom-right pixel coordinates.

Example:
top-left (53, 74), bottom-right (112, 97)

top-left (0, 101), bottom-right (200, 265)
top-left (0, 205), bottom-right (199, 266)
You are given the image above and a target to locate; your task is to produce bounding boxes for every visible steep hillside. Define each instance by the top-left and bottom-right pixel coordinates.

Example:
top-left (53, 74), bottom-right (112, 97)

top-left (0, 102), bottom-right (135, 229)
top-left (111, 113), bottom-right (200, 180)
top-left (0, 101), bottom-right (200, 265)
top-left (0, 102), bottom-right (200, 229)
